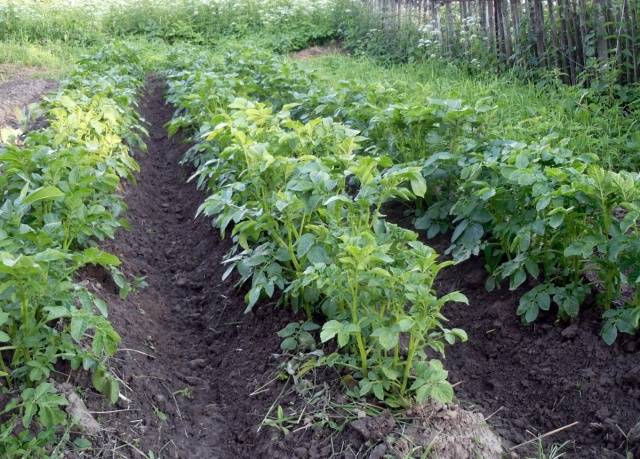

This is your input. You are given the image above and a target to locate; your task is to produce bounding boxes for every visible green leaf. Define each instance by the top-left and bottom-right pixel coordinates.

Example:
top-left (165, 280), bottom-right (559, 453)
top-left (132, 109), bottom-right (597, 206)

top-left (58, 94), bottom-right (76, 110)
top-left (601, 323), bottom-right (617, 345)
top-left (78, 247), bottom-right (121, 267)
top-left (245, 287), bottom-right (261, 312)
top-left (517, 296), bottom-right (540, 323)
top-left (34, 249), bottom-right (67, 262)
top-left (381, 366), bottom-right (399, 380)
top-left (277, 323), bottom-right (298, 338)
top-left (524, 259), bottom-right (540, 278)
top-left (548, 213), bottom-right (564, 229)
top-left (280, 337), bottom-right (298, 351)
top-left (537, 293), bottom-right (551, 311)
top-left (621, 210), bottom-right (639, 232)
top-left (70, 315), bottom-right (86, 342)
top-left (93, 298), bottom-right (109, 317)
top-left (509, 268), bottom-right (527, 290)
top-left (302, 322), bottom-right (320, 331)
top-left (372, 382), bottom-right (385, 400)
top-left (337, 324), bottom-right (358, 347)
top-left (478, 187), bottom-right (496, 201)
top-left (524, 304), bottom-right (539, 322)
top-left (23, 186), bottom-right (64, 205)
top-left (410, 176), bottom-right (427, 197)
top-left (430, 380), bottom-right (454, 403)
top-left (45, 306), bottom-right (70, 321)
top-left (306, 245), bottom-right (329, 264)
top-left (108, 378), bottom-right (119, 404)
top-left (441, 291), bottom-right (468, 305)
top-left (0, 311), bottom-right (9, 326)
top-left (397, 317), bottom-right (414, 332)
top-left (298, 331), bottom-right (315, 349)
top-left (444, 328), bottom-right (468, 344)
top-left (0, 331), bottom-right (10, 342)
top-left (371, 327), bottom-right (398, 351)
top-left (296, 233), bottom-right (315, 259)
top-left (515, 153), bottom-right (529, 169)
top-left (451, 220), bottom-right (469, 242)
top-left (536, 196), bottom-right (551, 211)
top-left (74, 437), bottom-right (92, 450)
top-left (320, 320), bottom-right (341, 343)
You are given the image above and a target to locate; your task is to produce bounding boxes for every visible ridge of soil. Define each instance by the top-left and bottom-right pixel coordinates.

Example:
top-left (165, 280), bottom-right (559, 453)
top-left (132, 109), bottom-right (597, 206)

top-left (81, 77), bottom-right (299, 458)
top-left (384, 205), bottom-right (640, 459)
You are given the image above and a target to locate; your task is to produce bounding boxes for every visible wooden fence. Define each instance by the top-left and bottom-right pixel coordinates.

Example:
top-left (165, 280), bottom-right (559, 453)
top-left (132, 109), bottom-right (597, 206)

top-left (362, 0), bottom-right (640, 83)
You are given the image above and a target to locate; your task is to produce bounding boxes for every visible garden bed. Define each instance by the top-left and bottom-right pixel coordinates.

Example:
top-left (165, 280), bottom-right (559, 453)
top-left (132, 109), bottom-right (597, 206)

top-left (385, 203), bottom-right (640, 458)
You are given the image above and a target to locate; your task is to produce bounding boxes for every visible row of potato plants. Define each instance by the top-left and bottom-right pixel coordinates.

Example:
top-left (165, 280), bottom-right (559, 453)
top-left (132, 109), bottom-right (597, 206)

top-left (293, 77), bottom-right (640, 344)
top-left (165, 49), bottom-right (468, 406)
top-left (0, 45), bottom-right (146, 455)
top-left (166, 46), bottom-right (640, 345)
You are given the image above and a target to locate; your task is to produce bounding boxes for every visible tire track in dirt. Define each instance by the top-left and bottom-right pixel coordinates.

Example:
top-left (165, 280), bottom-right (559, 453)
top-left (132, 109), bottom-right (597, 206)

top-left (86, 77), bottom-right (296, 458)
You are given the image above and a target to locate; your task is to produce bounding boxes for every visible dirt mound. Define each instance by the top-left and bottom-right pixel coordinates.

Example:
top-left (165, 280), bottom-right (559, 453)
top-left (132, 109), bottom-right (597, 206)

top-left (439, 254), bottom-right (640, 458)
top-left (401, 403), bottom-right (504, 458)
top-left (347, 404), bottom-right (504, 459)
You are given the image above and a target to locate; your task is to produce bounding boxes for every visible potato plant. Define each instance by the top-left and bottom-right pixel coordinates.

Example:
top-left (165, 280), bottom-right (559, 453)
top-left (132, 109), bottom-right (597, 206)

top-left (178, 46), bottom-right (640, 347)
top-left (166, 50), bottom-right (468, 405)
top-left (289, 56), bottom-right (640, 344)
top-left (0, 45), bottom-right (146, 455)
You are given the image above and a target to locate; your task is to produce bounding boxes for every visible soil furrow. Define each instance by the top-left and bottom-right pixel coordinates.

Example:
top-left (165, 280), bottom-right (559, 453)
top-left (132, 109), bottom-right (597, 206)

top-left (84, 77), bottom-right (295, 458)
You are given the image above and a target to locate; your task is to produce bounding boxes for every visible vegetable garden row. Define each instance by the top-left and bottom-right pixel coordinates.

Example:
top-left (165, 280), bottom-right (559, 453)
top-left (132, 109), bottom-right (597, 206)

top-left (166, 49), bottom-right (468, 405)
top-left (166, 46), bottom-right (640, 352)
top-left (1, 40), bottom-right (640, 456)
top-left (0, 46), bottom-right (146, 455)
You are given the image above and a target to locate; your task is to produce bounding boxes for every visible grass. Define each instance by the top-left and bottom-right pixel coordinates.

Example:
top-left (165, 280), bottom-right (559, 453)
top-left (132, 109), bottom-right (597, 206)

top-left (296, 54), bottom-right (640, 171)
top-left (3, 0), bottom-right (633, 173)
top-left (0, 37), bottom-right (187, 81)
top-left (0, 41), bottom-right (80, 78)
top-left (1, 0), bottom-right (637, 170)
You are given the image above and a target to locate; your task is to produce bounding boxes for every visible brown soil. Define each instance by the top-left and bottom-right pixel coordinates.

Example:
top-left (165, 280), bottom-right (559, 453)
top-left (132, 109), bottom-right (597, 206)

top-left (80, 77), bottom-right (300, 458)
top-left (0, 64), bottom-right (49, 80)
top-left (0, 69), bottom-right (56, 128)
top-left (385, 204), bottom-right (640, 459)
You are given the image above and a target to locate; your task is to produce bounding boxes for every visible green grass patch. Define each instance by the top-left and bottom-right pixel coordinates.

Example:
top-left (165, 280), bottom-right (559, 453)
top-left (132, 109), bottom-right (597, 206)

top-left (0, 41), bottom-right (80, 77)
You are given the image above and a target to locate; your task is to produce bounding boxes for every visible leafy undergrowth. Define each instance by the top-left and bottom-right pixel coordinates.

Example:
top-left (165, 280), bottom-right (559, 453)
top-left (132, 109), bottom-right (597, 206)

top-left (298, 54), bottom-right (640, 173)
top-left (0, 44), bottom-right (146, 456)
